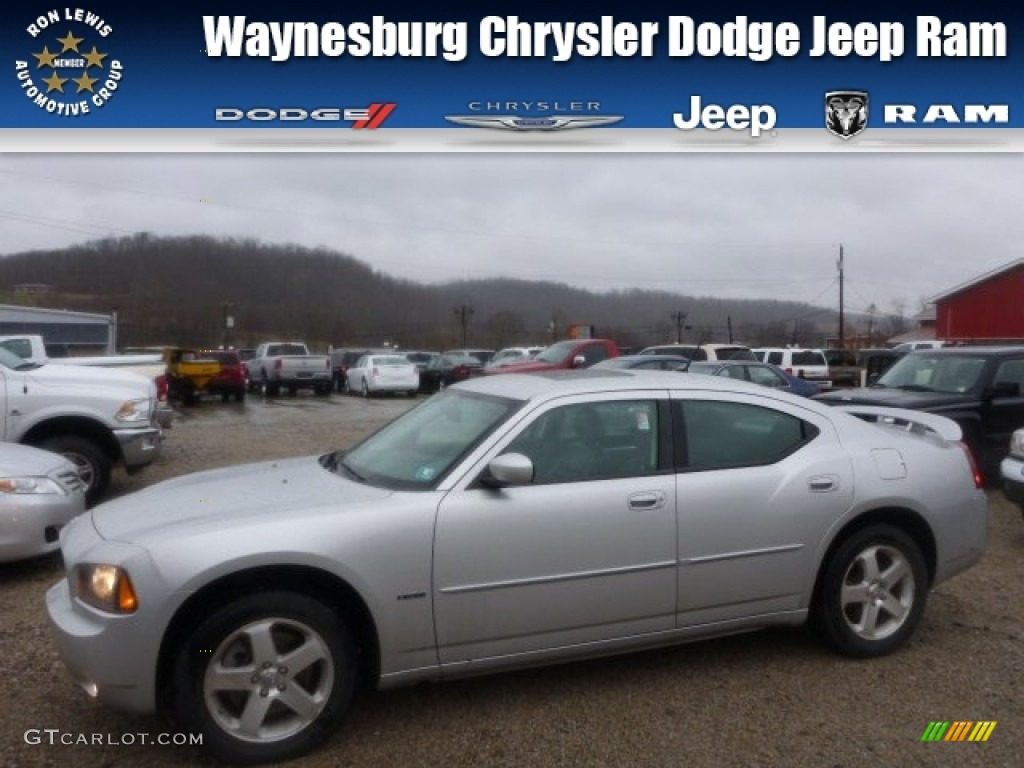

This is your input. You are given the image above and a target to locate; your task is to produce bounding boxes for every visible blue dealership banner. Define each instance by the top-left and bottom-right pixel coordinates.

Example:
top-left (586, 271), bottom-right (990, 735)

top-left (2, 1), bottom-right (1020, 150)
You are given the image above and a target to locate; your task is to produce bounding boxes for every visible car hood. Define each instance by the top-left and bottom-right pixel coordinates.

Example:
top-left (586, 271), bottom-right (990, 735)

top-left (90, 455), bottom-right (391, 543)
top-left (815, 387), bottom-right (972, 410)
top-left (0, 443), bottom-right (72, 476)
top-left (32, 361), bottom-right (153, 396)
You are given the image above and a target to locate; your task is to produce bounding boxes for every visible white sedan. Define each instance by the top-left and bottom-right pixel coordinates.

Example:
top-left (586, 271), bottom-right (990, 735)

top-left (0, 443), bottom-right (86, 562)
top-left (343, 354), bottom-right (419, 397)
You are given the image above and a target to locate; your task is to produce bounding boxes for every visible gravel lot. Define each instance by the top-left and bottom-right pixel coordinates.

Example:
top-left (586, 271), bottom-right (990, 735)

top-left (1, 392), bottom-right (1021, 768)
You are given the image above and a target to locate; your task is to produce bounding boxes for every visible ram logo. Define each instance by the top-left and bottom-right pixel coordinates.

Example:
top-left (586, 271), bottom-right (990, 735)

top-left (883, 104), bottom-right (1009, 124)
top-left (825, 90), bottom-right (869, 140)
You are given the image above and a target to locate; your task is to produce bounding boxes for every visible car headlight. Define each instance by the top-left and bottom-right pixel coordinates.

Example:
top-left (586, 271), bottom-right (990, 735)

top-left (73, 564), bottom-right (139, 614)
top-left (115, 398), bottom-right (152, 423)
top-left (0, 476), bottom-right (65, 495)
top-left (1011, 430), bottom-right (1024, 459)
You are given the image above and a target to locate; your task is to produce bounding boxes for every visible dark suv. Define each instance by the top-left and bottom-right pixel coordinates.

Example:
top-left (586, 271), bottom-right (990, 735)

top-left (816, 346), bottom-right (1024, 478)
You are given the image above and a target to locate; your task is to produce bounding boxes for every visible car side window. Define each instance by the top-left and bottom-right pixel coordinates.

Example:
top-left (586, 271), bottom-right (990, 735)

top-left (678, 400), bottom-right (818, 472)
top-left (994, 359), bottom-right (1024, 392)
top-left (504, 400), bottom-right (662, 484)
top-left (581, 345), bottom-right (608, 366)
top-left (766, 352), bottom-right (783, 365)
top-left (747, 365), bottom-right (787, 388)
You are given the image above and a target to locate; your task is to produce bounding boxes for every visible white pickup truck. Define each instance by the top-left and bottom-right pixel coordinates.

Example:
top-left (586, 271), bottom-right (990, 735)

top-left (0, 335), bottom-right (173, 428)
top-left (0, 341), bottom-right (163, 504)
top-left (248, 342), bottom-right (332, 396)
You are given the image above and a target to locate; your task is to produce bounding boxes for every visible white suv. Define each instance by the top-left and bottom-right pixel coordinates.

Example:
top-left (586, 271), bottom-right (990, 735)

top-left (640, 343), bottom-right (755, 361)
top-left (753, 348), bottom-right (830, 383)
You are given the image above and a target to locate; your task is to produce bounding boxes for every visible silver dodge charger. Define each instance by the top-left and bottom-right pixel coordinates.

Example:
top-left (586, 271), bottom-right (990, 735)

top-left (47, 370), bottom-right (988, 764)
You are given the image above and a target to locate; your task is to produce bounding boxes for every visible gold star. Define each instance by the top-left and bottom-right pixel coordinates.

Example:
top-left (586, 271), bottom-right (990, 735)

top-left (82, 46), bottom-right (107, 69)
top-left (56, 30), bottom-right (84, 53)
top-left (42, 72), bottom-right (68, 93)
top-left (33, 46), bottom-right (58, 68)
top-left (73, 71), bottom-right (98, 93)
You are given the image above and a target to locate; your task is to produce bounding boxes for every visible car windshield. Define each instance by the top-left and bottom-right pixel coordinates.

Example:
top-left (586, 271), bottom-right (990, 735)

top-left (536, 341), bottom-right (579, 364)
top-left (374, 356), bottom-right (411, 366)
top-left (876, 354), bottom-right (986, 393)
top-left (330, 390), bottom-right (523, 490)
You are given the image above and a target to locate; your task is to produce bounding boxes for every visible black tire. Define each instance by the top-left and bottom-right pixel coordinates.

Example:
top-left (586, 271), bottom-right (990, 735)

top-left (360, 380), bottom-right (369, 398)
top-left (235, 387), bottom-right (246, 403)
top-left (314, 384), bottom-right (331, 397)
top-left (342, 378), bottom-right (352, 396)
top-left (38, 435), bottom-right (111, 506)
top-left (816, 524), bottom-right (928, 658)
top-left (172, 591), bottom-right (357, 766)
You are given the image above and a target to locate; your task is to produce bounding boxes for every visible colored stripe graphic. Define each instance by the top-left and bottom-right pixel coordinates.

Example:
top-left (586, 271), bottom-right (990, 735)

top-left (921, 721), bottom-right (997, 742)
top-left (968, 722), bottom-right (997, 742)
top-left (352, 103), bottom-right (396, 129)
top-left (921, 722), bottom-right (949, 741)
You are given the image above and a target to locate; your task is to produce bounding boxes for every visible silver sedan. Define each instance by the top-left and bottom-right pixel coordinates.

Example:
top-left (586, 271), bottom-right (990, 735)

top-left (0, 443), bottom-right (86, 562)
top-left (47, 371), bottom-right (988, 764)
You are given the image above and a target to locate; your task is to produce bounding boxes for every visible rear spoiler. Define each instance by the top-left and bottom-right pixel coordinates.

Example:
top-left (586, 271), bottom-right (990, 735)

top-left (837, 405), bottom-right (963, 442)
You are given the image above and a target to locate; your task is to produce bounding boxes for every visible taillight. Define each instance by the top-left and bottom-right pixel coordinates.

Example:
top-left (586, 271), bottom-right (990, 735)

top-left (372, 366), bottom-right (380, 378)
top-left (274, 359), bottom-right (282, 370)
top-left (958, 442), bottom-right (984, 489)
top-left (155, 374), bottom-right (168, 401)
top-left (785, 367), bottom-right (793, 374)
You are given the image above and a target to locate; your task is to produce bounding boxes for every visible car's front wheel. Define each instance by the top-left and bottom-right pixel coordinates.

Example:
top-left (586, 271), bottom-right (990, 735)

top-left (816, 525), bottom-right (928, 658)
top-left (172, 591), bottom-right (357, 765)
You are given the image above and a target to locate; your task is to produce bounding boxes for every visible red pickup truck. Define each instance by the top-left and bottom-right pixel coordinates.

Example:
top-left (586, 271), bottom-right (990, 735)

top-left (484, 339), bottom-right (619, 374)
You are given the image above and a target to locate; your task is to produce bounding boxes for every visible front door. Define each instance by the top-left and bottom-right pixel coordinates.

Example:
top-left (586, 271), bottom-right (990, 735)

top-left (433, 395), bottom-right (677, 666)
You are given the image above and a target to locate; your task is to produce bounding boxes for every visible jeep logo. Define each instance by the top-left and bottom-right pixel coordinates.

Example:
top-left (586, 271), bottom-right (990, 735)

top-left (672, 96), bottom-right (776, 137)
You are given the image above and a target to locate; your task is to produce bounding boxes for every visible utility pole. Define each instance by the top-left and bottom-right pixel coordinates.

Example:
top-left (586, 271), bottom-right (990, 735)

top-left (727, 315), bottom-right (734, 343)
top-left (671, 310), bottom-right (688, 343)
top-left (453, 304), bottom-right (474, 347)
top-left (838, 245), bottom-right (845, 348)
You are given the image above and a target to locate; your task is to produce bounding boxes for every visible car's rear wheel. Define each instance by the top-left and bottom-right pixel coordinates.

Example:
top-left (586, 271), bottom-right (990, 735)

top-left (172, 591), bottom-right (357, 766)
top-left (816, 525), bottom-right (927, 658)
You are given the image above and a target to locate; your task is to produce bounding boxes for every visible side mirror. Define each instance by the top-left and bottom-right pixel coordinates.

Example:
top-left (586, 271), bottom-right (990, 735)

top-left (571, 355), bottom-right (587, 368)
top-left (482, 452), bottom-right (534, 488)
top-left (987, 381), bottom-right (1020, 399)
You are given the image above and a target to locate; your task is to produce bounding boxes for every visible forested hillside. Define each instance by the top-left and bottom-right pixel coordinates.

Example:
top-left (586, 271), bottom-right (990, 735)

top-left (0, 233), bottom-right (846, 350)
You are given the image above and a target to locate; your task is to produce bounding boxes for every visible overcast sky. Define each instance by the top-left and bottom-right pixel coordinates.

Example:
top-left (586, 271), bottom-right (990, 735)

top-left (1, 153), bottom-right (1020, 317)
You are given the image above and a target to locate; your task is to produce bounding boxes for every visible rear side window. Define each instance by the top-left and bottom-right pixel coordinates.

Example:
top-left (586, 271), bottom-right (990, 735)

top-left (677, 400), bottom-right (818, 472)
top-left (766, 351), bottom-right (783, 365)
top-left (791, 351), bottom-right (826, 366)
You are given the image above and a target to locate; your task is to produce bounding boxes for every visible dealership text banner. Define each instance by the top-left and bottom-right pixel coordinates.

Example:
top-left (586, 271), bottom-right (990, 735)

top-left (3, 0), bottom-right (1020, 151)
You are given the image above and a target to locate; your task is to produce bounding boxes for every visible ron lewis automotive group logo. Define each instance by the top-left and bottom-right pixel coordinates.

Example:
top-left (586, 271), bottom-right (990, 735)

top-left (14, 7), bottom-right (122, 118)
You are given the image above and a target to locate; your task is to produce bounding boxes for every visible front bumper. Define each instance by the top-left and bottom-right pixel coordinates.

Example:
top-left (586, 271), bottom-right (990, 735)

top-left (46, 578), bottom-right (160, 713)
top-left (0, 492), bottom-right (84, 562)
top-left (113, 426), bottom-right (162, 471)
top-left (999, 455), bottom-right (1024, 508)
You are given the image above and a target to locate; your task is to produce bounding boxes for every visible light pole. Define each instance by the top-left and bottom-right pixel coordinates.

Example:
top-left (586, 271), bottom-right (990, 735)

top-left (453, 305), bottom-right (473, 347)
top-left (222, 302), bottom-right (234, 349)
top-left (671, 310), bottom-right (689, 343)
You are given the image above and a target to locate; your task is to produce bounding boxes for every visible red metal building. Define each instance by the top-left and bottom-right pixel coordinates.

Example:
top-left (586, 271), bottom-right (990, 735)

top-left (933, 259), bottom-right (1024, 342)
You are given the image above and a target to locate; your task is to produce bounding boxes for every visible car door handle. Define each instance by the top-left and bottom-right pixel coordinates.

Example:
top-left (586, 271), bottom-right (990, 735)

top-left (808, 475), bottom-right (839, 493)
top-left (628, 491), bottom-right (666, 510)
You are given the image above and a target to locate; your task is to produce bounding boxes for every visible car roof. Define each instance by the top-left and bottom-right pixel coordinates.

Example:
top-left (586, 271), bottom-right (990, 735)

top-left (904, 345), bottom-right (1024, 356)
top-left (453, 368), bottom-right (836, 412)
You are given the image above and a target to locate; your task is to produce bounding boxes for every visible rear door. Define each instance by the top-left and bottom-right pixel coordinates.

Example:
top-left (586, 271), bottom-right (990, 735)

top-left (670, 390), bottom-right (854, 625)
